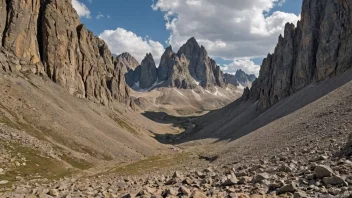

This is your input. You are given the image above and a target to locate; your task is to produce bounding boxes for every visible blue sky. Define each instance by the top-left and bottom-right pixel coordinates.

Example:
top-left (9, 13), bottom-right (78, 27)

top-left (74, 0), bottom-right (303, 75)
top-left (80, 0), bottom-right (169, 43)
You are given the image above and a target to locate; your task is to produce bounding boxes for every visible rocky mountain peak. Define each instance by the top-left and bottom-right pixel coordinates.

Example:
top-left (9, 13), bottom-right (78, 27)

top-left (116, 52), bottom-right (140, 71)
top-left (127, 37), bottom-right (227, 91)
top-left (139, 53), bottom-right (157, 89)
top-left (243, 0), bottom-right (352, 111)
top-left (177, 37), bottom-right (201, 58)
top-left (234, 69), bottom-right (256, 83)
top-left (117, 52), bottom-right (140, 70)
top-left (164, 45), bottom-right (173, 55)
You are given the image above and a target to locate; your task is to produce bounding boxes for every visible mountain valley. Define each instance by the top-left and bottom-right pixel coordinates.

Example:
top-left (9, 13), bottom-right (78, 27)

top-left (0, 0), bottom-right (352, 198)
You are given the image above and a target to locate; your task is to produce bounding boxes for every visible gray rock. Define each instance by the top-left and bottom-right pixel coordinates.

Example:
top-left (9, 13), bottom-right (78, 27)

top-left (139, 53), bottom-right (157, 89)
top-left (314, 165), bottom-right (335, 179)
top-left (293, 191), bottom-right (308, 198)
top-left (322, 175), bottom-right (346, 186)
top-left (277, 182), bottom-right (297, 194)
top-left (222, 174), bottom-right (238, 186)
top-left (252, 173), bottom-right (269, 183)
top-left (179, 186), bottom-right (191, 196)
top-left (177, 37), bottom-right (226, 88)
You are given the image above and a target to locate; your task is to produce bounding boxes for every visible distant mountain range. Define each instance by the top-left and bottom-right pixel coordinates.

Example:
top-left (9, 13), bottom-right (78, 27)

top-left (224, 70), bottom-right (257, 88)
top-left (114, 37), bottom-right (256, 92)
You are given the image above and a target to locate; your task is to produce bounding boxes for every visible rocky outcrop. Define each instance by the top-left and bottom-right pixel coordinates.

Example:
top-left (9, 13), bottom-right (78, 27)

top-left (224, 70), bottom-right (256, 88)
top-left (244, 0), bottom-right (352, 111)
top-left (0, 0), bottom-right (130, 106)
top-left (139, 53), bottom-right (157, 89)
top-left (117, 52), bottom-right (140, 71)
top-left (177, 37), bottom-right (226, 88)
top-left (115, 53), bottom-right (140, 89)
top-left (157, 46), bottom-right (196, 89)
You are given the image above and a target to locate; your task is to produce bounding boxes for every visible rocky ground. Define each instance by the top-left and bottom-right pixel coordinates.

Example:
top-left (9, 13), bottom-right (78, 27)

top-left (0, 132), bottom-right (351, 198)
top-left (2, 71), bottom-right (352, 198)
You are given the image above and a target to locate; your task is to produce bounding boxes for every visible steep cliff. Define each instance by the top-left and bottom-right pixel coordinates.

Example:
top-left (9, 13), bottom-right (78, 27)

top-left (139, 53), bottom-right (158, 89)
top-left (157, 46), bottom-right (197, 89)
top-left (0, 0), bottom-right (130, 106)
top-left (177, 37), bottom-right (226, 88)
top-left (116, 52), bottom-right (140, 87)
top-left (244, 0), bottom-right (352, 111)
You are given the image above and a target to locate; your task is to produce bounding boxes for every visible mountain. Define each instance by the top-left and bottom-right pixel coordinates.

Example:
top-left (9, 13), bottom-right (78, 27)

top-left (223, 70), bottom-right (257, 88)
top-left (126, 37), bottom-right (226, 91)
top-left (2, 0), bottom-right (352, 197)
top-left (122, 38), bottom-right (241, 115)
top-left (243, 0), bottom-right (352, 111)
top-left (0, 0), bottom-right (130, 106)
top-left (157, 46), bottom-right (197, 89)
top-left (181, 0), bottom-right (352, 141)
top-left (116, 52), bottom-right (140, 88)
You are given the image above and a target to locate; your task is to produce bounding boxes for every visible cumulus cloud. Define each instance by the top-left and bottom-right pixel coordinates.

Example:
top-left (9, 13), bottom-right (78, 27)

top-left (72, 0), bottom-right (91, 18)
top-left (152, 0), bottom-right (300, 73)
top-left (222, 58), bottom-right (261, 77)
top-left (99, 28), bottom-right (165, 66)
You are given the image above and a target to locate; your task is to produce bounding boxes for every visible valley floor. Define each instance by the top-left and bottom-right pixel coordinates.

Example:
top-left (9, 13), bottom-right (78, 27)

top-left (0, 69), bottom-right (352, 198)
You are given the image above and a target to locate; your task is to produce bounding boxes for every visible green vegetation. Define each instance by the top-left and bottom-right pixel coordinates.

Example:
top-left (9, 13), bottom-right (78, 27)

top-left (110, 113), bottom-right (138, 134)
top-left (110, 152), bottom-right (190, 176)
top-left (1, 142), bottom-right (73, 188)
top-left (61, 154), bottom-right (92, 170)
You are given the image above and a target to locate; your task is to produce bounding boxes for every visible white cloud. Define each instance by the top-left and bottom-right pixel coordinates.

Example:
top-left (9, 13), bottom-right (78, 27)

top-left (99, 28), bottom-right (165, 66)
top-left (72, 0), bottom-right (91, 18)
top-left (96, 12), bottom-right (104, 19)
top-left (152, 0), bottom-right (299, 71)
top-left (222, 58), bottom-right (261, 77)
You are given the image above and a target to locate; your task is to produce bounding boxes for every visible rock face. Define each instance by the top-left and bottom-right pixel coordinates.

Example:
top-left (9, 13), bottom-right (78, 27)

top-left (0, 0), bottom-right (130, 106)
top-left (116, 53), bottom-right (140, 88)
top-left (177, 37), bottom-right (226, 88)
top-left (139, 53), bottom-right (157, 89)
top-left (157, 46), bottom-right (196, 89)
top-left (2, 0), bottom-right (42, 65)
top-left (117, 52), bottom-right (140, 71)
top-left (243, 0), bottom-right (352, 111)
top-left (224, 70), bottom-right (256, 88)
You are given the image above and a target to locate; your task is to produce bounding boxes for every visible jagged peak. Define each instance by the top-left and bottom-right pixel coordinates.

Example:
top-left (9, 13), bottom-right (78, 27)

top-left (163, 45), bottom-right (174, 55)
top-left (119, 52), bottom-right (133, 58)
top-left (141, 53), bottom-right (155, 65)
top-left (145, 52), bottom-right (153, 58)
top-left (165, 45), bottom-right (173, 51)
top-left (187, 37), bottom-right (198, 45)
top-left (236, 69), bottom-right (245, 73)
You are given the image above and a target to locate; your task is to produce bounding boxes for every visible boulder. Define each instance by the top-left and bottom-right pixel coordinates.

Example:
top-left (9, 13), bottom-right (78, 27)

top-left (252, 173), bottom-right (269, 183)
top-left (314, 165), bottom-right (334, 179)
top-left (277, 182), bottom-right (297, 194)
top-left (322, 176), bottom-right (346, 186)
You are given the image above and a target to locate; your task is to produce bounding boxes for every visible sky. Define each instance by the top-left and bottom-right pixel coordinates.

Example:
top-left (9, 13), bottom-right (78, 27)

top-left (73, 0), bottom-right (302, 76)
